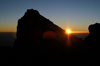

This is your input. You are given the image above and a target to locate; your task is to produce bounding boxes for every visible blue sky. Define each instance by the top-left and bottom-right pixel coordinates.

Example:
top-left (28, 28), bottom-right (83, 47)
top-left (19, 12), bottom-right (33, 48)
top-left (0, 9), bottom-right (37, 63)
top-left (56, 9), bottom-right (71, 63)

top-left (0, 0), bottom-right (100, 32)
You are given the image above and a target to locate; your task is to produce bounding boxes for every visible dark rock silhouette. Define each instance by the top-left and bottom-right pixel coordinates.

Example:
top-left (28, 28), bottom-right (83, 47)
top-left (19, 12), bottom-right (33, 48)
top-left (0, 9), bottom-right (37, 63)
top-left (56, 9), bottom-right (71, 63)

top-left (14, 9), bottom-right (84, 51)
top-left (84, 23), bottom-right (100, 49)
top-left (84, 23), bottom-right (100, 65)
top-left (14, 9), bottom-right (66, 49)
top-left (0, 9), bottom-right (89, 66)
top-left (13, 9), bottom-right (85, 65)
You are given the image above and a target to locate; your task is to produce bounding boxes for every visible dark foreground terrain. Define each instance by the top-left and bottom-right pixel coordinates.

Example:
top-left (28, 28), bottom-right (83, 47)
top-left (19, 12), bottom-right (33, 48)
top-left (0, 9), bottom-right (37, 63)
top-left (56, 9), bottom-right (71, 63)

top-left (0, 9), bottom-right (100, 66)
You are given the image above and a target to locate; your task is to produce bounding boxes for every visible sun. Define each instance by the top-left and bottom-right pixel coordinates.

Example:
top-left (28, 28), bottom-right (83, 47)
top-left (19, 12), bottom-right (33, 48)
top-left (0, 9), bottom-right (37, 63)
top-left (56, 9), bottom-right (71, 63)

top-left (66, 29), bottom-right (71, 34)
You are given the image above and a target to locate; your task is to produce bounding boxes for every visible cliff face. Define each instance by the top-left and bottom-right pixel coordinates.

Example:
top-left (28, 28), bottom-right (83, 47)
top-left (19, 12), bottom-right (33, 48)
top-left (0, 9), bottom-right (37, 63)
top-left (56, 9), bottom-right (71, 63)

top-left (14, 9), bottom-right (64, 48)
top-left (14, 9), bottom-right (83, 52)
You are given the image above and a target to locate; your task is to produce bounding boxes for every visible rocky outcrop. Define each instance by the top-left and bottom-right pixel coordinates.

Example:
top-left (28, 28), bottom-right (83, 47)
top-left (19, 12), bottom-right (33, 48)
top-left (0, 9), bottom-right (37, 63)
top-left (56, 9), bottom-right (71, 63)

top-left (14, 9), bottom-right (65, 48)
top-left (13, 9), bottom-right (86, 65)
top-left (89, 23), bottom-right (100, 35)
top-left (84, 23), bottom-right (100, 65)
top-left (84, 23), bottom-right (100, 49)
top-left (14, 9), bottom-right (83, 49)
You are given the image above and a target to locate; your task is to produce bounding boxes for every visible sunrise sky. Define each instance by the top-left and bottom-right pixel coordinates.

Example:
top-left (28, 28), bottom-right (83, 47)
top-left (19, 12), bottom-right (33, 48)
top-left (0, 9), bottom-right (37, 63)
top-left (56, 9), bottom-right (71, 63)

top-left (0, 0), bottom-right (100, 32)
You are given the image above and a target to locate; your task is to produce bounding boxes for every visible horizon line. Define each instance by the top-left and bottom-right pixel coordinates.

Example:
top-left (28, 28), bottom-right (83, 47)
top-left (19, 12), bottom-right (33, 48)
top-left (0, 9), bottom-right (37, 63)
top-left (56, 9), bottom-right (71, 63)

top-left (71, 31), bottom-right (89, 33)
top-left (0, 31), bottom-right (89, 33)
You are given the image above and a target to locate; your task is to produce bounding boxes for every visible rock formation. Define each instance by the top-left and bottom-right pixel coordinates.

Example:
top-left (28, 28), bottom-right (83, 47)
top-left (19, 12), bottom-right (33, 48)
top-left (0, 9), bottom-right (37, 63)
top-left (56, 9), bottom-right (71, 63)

top-left (14, 9), bottom-right (83, 49)
top-left (1, 9), bottom-right (97, 66)
top-left (84, 23), bottom-right (100, 65)
top-left (14, 9), bottom-right (65, 48)
top-left (13, 9), bottom-right (86, 65)
top-left (84, 23), bottom-right (100, 49)
top-left (0, 9), bottom-right (100, 65)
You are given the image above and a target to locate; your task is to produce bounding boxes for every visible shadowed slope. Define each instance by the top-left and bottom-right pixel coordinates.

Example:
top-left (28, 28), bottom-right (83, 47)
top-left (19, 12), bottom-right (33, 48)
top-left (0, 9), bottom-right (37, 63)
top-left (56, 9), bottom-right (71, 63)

top-left (14, 9), bottom-right (65, 48)
top-left (14, 9), bottom-right (83, 49)
top-left (13, 9), bottom-right (86, 65)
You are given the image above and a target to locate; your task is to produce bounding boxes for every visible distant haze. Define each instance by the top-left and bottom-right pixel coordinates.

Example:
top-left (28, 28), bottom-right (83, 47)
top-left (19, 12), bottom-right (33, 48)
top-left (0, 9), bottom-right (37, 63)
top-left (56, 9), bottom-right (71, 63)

top-left (73, 33), bottom-right (89, 39)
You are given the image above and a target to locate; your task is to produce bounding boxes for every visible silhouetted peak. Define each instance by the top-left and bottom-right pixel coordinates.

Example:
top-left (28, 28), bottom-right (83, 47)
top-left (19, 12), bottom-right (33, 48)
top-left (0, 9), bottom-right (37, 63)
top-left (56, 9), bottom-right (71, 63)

top-left (27, 9), bottom-right (39, 15)
top-left (22, 9), bottom-right (39, 20)
top-left (14, 9), bottom-right (83, 53)
top-left (89, 23), bottom-right (100, 35)
top-left (14, 9), bottom-right (65, 48)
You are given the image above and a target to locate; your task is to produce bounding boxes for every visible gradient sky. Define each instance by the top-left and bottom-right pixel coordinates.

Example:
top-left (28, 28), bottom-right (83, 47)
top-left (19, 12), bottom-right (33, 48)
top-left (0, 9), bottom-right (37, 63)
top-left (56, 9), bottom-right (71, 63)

top-left (0, 0), bottom-right (100, 32)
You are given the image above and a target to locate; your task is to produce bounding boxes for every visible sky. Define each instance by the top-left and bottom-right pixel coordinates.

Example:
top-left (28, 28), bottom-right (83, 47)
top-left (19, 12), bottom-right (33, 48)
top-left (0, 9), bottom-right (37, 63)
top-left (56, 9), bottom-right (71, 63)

top-left (0, 0), bottom-right (100, 32)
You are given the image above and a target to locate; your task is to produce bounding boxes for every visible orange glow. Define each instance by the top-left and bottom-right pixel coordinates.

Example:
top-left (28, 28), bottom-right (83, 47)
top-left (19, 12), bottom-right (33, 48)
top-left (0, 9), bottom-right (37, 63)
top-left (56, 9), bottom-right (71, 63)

top-left (65, 28), bottom-right (89, 34)
top-left (65, 29), bottom-right (71, 46)
top-left (71, 31), bottom-right (89, 33)
top-left (66, 29), bottom-right (72, 34)
top-left (0, 30), bottom-right (16, 32)
top-left (0, 28), bottom-right (16, 32)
